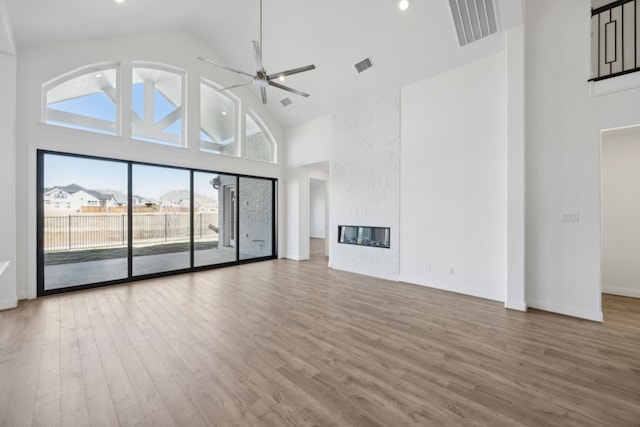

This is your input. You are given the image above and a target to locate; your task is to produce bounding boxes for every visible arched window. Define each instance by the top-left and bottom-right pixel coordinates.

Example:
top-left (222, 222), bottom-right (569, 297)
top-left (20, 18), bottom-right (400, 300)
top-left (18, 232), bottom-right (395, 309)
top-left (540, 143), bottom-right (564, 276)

top-left (131, 64), bottom-right (185, 147)
top-left (43, 64), bottom-right (118, 135)
top-left (42, 61), bottom-right (277, 163)
top-left (245, 110), bottom-right (276, 163)
top-left (200, 80), bottom-right (238, 156)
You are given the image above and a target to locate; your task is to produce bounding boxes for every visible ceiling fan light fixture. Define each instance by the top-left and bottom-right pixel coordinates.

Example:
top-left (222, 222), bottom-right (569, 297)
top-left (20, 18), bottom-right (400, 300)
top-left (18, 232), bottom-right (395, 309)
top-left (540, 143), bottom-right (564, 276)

top-left (254, 77), bottom-right (269, 88)
top-left (197, 0), bottom-right (315, 104)
top-left (398, 0), bottom-right (410, 11)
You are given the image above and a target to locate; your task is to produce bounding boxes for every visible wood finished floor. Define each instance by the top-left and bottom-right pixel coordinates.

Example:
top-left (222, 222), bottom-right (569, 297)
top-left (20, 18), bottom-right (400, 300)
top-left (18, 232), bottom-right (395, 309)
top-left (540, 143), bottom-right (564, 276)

top-left (1, 256), bottom-right (640, 426)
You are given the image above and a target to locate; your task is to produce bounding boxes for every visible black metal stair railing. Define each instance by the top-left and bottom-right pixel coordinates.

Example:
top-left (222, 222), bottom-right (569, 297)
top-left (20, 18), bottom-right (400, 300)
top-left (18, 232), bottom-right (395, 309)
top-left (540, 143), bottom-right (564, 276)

top-left (590, 0), bottom-right (640, 81)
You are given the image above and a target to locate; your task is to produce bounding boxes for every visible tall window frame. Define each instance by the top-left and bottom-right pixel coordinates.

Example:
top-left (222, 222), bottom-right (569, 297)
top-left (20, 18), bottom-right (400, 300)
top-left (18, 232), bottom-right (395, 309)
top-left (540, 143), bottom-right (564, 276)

top-left (200, 78), bottom-right (240, 156)
top-left (40, 61), bottom-right (280, 164)
top-left (245, 108), bottom-right (277, 163)
top-left (42, 62), bottom-right (120, 136)
top-left (131, 62), bottom-right (186, 147)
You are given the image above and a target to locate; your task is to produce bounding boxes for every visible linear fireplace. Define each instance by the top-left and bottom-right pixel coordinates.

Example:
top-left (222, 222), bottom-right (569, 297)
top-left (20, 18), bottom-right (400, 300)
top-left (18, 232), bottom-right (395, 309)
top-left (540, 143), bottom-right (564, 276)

top-left (338, 225), bottom-right (390, 248)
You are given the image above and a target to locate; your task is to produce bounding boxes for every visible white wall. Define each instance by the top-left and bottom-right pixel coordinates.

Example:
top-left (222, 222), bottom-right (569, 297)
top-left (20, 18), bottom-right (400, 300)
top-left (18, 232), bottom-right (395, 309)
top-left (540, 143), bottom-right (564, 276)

top-left (0, 0), bottom-right (14, 54)
top-left (506, 25), bottom-right (527, 311)
top-left (400, 52), bottom-right (508, 302)
top-left (331, 91), bottom-right (401, 281)
top-left (309, 179), bottom-right (326, 239)
top-left (602, 127), bottom-right (640, 298)
top-left (524, 0), bottom-right (640, 321)
top-left (284, 115), bottom-right (331, 260)
top-left (0, 51), bottom-right (16, 310)
top-left (15, 31), bottom-right (286, 299)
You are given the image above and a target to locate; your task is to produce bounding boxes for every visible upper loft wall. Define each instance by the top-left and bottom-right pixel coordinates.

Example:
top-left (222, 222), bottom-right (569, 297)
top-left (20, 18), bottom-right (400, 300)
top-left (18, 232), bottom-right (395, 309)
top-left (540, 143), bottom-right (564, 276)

top-left (591, 0), bottom-right (615, 8)
top-left (524, 0), bottom-right (640, 321)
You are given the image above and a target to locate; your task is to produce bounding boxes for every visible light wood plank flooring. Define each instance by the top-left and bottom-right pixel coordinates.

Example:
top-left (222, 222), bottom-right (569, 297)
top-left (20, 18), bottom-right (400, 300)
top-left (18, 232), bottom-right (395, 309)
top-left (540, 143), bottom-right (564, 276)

top-left (1, 256), bottom-right (639, 426)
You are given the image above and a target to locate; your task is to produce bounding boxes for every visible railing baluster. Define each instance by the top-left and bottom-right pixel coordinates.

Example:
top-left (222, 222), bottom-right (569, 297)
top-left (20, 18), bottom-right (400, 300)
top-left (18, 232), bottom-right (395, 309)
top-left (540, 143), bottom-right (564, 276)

top-left (591, 0), bottom-right (640, 81)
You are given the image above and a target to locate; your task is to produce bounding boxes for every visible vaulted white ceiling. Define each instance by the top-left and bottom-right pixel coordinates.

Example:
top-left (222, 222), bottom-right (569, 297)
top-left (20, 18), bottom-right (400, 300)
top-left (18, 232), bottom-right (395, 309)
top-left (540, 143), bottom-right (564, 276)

top-left (4, 0), bottom-right (522, 129)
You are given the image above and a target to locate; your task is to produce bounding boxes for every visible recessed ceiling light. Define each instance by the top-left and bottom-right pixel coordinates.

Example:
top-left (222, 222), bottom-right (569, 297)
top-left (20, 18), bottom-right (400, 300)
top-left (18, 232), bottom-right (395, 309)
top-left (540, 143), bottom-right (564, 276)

top-left (115, 0), bottom-right (125, 3)
top-left (222, 111), bottom-right (227, 116)
top-left (278, 75), bottom-right (286, 82)
top-left (398, 0), bottom-right (410, 11)
top-left (95, 73), bottom-right (103, 78)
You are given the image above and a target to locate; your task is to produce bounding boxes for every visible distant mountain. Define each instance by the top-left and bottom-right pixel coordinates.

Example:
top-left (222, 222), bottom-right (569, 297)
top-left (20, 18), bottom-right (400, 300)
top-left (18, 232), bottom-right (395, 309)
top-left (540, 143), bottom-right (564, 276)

top-left (159, 190), bottom-right (214, 204)
top-left (97, 188), bottom-right (128, 204)
top-left (49, 184), bottom-right (215, 206)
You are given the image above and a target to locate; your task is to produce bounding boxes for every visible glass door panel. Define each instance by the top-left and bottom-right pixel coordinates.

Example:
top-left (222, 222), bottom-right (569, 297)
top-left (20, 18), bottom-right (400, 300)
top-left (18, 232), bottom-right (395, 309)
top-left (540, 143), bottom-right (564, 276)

top-left (42, 153), bottom-right (128, 290)
top-left (239, 177), bottom-right (274, 260)
top-left (193, 172), bottom-right (237, 267)
top-left (39, 151), bottom-right (277, 295)
top-left (132, 164), bottom-right (191, 276)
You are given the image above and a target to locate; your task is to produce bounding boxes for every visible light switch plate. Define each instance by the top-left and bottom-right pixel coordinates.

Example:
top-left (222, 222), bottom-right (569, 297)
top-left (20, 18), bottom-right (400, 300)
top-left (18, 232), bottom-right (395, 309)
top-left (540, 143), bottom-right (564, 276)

top-left (560, 213), bottom-right (579, 223)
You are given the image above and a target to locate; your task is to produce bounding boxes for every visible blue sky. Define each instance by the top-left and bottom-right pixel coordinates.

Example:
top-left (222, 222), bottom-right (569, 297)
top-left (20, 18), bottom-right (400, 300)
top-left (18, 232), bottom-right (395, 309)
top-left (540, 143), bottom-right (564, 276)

top-left (45, 81), bottom-right (221, 199)
top-left (49, 92), bottom-right (116, 122)
top-left (45, 154), bottom-right (221, 200)
top-left (49, 82), bottom-right (183, 139)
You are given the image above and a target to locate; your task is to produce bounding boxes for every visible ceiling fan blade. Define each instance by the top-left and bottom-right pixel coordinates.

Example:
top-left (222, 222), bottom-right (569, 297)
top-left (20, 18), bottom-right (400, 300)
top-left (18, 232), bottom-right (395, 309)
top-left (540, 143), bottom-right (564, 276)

top-left (197, 56), bottom-right (255, 78)
top-left (268, 80), bottom-right (310, 98)
top-left (260, 87), bottom-right (267, 104)
top-left (252, 41), bottom-right (263, 73)
top-left (267, 64), bottom-right (316, 80)
top-left (216, 81), bottom-right (253, 92)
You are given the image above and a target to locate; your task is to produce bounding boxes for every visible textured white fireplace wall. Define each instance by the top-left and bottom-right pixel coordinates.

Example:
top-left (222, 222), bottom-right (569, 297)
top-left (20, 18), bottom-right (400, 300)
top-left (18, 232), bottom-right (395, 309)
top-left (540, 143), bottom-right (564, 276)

top-left (330, 91), bottom-right (400, 280)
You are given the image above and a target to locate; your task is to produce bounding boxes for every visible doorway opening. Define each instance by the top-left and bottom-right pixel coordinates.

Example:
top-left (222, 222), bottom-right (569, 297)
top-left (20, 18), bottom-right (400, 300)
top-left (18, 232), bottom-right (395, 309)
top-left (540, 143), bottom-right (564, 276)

top-left (601, 125), bottom-right (640, 302)
top-left (309, 178), bottom-right (328, 259)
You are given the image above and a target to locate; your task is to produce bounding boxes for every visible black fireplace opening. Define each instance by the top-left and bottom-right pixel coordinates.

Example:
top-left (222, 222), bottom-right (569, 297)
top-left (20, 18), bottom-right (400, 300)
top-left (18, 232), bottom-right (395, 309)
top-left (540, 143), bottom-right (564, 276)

top-left (338, 225), bottom-right (390, 248)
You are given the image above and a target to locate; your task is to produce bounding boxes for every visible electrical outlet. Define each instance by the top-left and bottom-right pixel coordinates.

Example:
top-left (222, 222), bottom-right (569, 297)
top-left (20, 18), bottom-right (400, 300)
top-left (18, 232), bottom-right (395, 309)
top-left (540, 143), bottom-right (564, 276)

top-left (426, 264), bottom-right (431, 273)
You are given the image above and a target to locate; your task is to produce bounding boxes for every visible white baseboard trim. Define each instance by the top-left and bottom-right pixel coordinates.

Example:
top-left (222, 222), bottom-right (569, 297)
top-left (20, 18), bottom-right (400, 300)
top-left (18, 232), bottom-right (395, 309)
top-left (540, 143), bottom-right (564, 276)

top-left (0, 297), bottom-right (18, 311)
top-left (527, 299), bottom-right (603, 322)
top-left (505, 299), bottom-right (527, 312)
top-left (399, 276), bottom-right (504, 303)
top-left (334, 265), bottom-right (400, 282)
top-left (603, 287), bottom-right (640, 299)
top-left (285, 254), bottom-right (308, 261)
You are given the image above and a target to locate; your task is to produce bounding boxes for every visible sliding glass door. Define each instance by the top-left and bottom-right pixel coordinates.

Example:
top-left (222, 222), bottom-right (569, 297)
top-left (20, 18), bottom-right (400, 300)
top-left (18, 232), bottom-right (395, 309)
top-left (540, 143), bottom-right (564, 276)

top-left (132, 164), bottom-right (191, 276)
top-left (41, 153), bottom-right (129, 291)
top-left (38, 151), bottom-right (277, 295)
top-left (193, 172), bottom-right (237, 267)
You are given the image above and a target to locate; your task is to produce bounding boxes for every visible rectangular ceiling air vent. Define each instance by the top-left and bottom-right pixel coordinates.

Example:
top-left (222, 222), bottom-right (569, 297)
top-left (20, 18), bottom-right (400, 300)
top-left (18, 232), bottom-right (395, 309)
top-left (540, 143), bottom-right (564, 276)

top-left (280, 97), bottom-right (292, 107)
top-left (448, 0), bottom-right (498, 47)
top-left (354, 57), bottom-right (374, 74)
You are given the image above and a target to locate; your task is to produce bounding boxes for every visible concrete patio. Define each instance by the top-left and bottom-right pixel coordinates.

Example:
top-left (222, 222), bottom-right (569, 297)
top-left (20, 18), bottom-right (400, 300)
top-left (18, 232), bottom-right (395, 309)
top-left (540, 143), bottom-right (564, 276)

top-left (44, 247), bottom-right (239, 290)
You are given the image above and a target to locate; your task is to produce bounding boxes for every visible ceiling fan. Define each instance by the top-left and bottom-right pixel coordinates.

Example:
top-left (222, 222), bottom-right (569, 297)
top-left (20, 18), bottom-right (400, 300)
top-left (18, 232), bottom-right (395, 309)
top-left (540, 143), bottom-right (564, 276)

top-left (197, 0), bottom-right (316, 104)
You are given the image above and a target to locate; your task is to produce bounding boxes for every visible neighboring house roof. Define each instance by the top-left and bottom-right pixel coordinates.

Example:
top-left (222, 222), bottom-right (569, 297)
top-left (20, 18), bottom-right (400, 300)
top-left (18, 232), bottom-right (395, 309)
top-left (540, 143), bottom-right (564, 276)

top-left (46, 184), bottom-right (121, 203)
